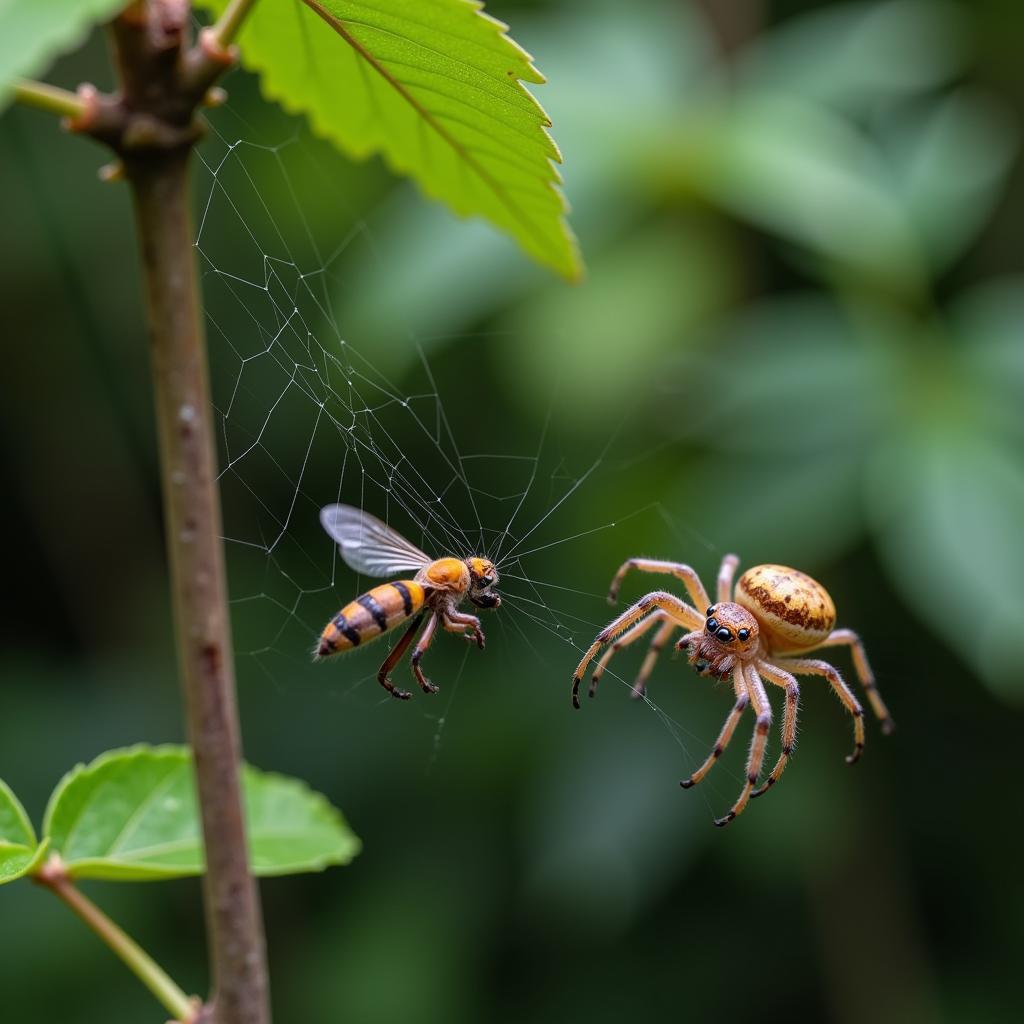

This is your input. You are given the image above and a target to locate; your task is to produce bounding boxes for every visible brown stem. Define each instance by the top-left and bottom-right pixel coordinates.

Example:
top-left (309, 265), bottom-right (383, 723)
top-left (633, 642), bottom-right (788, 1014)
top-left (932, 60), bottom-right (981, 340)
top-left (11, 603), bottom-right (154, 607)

top-left (125, 143), bottom-right (270, 1024)
top-left (25, 3), bottom-right (272, 1018)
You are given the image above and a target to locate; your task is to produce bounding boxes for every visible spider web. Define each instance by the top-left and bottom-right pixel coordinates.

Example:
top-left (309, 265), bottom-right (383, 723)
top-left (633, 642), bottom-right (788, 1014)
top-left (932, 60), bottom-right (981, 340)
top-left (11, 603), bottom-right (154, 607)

top-left (192, 104), bottom-right (745, 805)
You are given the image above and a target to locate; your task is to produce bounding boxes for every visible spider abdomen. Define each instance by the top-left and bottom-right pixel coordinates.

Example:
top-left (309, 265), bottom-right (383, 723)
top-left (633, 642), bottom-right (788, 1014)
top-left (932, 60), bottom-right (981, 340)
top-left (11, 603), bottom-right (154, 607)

top-left (736, 564), bottom-right (836, 652)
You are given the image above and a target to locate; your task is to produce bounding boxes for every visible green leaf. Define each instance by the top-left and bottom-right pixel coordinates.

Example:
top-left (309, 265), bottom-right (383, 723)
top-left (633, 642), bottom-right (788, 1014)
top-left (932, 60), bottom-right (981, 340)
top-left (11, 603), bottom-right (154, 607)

top-left (0, 778), bottom-right (46, 885)
top-left (886, 91), bottom-right (1018, 270)
top-left (44, 745), bottom-right (360, 881)
top-left (954, 278), bottom-right (1024, 443)
top-left (737, 0), bottom-right (966, 111)
top-left (685, 95), bottom-right (923, 288)
top-left (0, 0), bottom-right (126, 108)
top-left (868, 427), bottom-right (1024, 703)
top-left (195, 0), bottom-right (580, 280)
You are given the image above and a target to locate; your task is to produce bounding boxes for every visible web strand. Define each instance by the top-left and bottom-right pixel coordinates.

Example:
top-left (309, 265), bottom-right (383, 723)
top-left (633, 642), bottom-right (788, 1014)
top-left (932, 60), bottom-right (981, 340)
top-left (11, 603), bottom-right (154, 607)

top-left (194, 112), bottom-right (737, 786)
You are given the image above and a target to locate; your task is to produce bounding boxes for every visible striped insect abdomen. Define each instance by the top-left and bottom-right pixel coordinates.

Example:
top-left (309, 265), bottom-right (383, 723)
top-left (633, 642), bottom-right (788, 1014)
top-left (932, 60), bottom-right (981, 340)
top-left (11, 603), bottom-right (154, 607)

top-left (318, 580), bottom-right (425, 657)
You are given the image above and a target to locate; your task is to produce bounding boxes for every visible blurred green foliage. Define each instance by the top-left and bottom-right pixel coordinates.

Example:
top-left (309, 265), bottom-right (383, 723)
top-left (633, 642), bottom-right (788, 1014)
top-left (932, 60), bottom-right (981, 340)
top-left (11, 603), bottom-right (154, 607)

top-left (1, 2), bottom-right (1022, 1023)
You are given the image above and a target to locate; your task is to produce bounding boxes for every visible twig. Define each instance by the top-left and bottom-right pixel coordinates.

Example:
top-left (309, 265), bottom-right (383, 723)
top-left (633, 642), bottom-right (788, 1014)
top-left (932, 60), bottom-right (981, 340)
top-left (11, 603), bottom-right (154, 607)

top-left (207, 0), bottom-right (261, 50)
top-left (35, 856), bottom-right (198, 1023)
top-left (11, 78), bottom-right (87, 120)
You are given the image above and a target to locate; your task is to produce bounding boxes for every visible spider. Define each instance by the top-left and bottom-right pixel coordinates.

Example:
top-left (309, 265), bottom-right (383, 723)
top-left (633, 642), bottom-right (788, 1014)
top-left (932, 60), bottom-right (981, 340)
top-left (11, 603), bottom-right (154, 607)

top-left (571, 554), bottom-right (893, 826)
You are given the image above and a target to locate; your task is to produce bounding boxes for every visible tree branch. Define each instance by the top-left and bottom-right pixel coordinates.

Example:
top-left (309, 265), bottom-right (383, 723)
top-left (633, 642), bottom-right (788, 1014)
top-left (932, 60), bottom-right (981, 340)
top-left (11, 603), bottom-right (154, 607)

top-left (124, 139), bottom-right (270, 1024)
top-left (100, 5), bottom-right (271, 1022)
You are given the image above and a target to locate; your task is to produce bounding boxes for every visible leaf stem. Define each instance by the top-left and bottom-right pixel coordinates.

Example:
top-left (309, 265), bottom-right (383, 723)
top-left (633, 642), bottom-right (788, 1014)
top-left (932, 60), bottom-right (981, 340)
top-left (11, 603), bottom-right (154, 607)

top-left (207, 0), bottom-right (261, 49)
top-left (36, 859), bottom-right (197, 1022)
top-left (11, 78), bottom-right (87, 120)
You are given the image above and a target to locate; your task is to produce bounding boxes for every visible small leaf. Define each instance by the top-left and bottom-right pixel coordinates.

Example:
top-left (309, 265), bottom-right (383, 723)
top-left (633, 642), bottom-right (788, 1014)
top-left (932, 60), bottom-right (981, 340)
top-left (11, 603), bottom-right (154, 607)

top-left (44, 745), bottom-right (360, 881)
top-left (0, 778), bottom-right (46, 885)
top-left (0, 0), bottom-right (126, 108)
top-left (194, 0), bottom-right (580, 279)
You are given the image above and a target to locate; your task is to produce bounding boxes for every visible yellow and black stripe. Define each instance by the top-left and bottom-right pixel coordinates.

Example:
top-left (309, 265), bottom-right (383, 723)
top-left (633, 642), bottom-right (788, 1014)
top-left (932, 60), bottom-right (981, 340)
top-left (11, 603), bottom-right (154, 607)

top-left (318, 580), bottom-right (425, 656)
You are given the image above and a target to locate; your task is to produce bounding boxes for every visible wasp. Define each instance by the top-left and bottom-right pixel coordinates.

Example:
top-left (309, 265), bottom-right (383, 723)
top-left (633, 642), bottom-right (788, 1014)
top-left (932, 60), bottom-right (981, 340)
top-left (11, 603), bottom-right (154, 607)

top-left (317, 504), bottom-right (501, 699)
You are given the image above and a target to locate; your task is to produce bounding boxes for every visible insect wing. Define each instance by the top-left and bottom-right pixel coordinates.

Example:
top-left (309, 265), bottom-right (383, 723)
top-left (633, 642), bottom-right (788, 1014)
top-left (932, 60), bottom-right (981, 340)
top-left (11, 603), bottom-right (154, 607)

top-left (320, 504), bottom-right (431, 577)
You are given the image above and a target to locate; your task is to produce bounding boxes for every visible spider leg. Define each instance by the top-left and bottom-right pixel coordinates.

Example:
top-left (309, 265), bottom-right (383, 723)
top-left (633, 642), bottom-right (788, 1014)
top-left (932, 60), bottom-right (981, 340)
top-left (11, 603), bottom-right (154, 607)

top-left (714, 664), bottom-right (772, 827)
top-left (572, 591), bottom-right (703, 708)
top-left (607, 558), bottom-right (712, 613)
top-left (410, 613), bottom-right (442, 694)
top-left (375, 615), bottom-right (425, 700)
top-left (777, 656), bottom-right (865, 764)
top-left (679, 665), bottom-right (749, 789)
top-left (750, 661), bottom-right (800, 798)
top-left (717, 553), bottom-right (740, 603)
top-left (442, 607), bottom-right (485, 649)
top-left (804, 629), bottom-right (894, 734)
top-left (590, 610), bottom-right (675, 699)
top-left (627, 618), bottom-right (679, 699)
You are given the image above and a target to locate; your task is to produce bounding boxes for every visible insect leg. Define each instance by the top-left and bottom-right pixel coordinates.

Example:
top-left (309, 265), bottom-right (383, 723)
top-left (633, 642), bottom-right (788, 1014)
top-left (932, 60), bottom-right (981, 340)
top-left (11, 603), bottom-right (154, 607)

top-left (442, 607), bottom-right (484, 649)
top-left (410, 613), bottom-right (442, 694)
top-left (375, 614), bottom-right (424, 700)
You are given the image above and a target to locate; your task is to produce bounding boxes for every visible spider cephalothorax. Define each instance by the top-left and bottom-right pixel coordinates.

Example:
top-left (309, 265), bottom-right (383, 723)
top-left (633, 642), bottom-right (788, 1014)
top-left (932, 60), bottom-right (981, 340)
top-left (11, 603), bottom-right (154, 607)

top-left (679, 602), bottom-right (760, 679)
top-left (572, 554), bottom-right (894, 827)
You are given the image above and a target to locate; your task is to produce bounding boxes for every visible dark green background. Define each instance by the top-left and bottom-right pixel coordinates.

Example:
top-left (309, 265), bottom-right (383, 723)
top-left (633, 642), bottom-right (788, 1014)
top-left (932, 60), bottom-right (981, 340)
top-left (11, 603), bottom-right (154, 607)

top-left (2, 2), bottom-right (1022, 1022)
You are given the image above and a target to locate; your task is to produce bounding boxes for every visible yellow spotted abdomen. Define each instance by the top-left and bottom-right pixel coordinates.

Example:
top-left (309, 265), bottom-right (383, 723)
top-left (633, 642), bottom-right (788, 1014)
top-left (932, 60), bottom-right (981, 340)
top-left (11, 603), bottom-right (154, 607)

top-left (319, 580), bottom-right (425, 656)
top-left (735, 564), bottom-right (836, 653)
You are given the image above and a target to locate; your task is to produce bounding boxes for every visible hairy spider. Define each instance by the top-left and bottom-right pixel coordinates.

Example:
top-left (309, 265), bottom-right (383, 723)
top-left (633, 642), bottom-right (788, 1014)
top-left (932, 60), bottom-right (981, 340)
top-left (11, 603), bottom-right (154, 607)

top-left (572, 555), bottom-right (893, 826)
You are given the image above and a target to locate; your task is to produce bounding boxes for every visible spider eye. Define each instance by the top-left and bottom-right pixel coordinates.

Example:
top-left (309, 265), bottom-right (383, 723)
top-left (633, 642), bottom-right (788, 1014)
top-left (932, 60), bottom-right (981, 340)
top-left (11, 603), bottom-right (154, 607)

top-left (738, 628), bottom-right (750, 641)
top-left (716, 627), bottom-right (733, 642)
top-left (706, 606), bottom-right (716, 617)
top-left (706, 617), bottom-right (719, 633)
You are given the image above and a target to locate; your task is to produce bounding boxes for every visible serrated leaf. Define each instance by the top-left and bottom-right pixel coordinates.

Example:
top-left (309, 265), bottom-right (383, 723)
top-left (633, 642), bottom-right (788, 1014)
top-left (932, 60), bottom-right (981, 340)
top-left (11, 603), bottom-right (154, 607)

top-left (195, 0), bottom-right (579, 279)
top-left (0, 0), bottom-right (126, 108)
top-left (0, 777), bottom-right (46, 884)
top-left (43, 745), bottom-right (360, 881)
